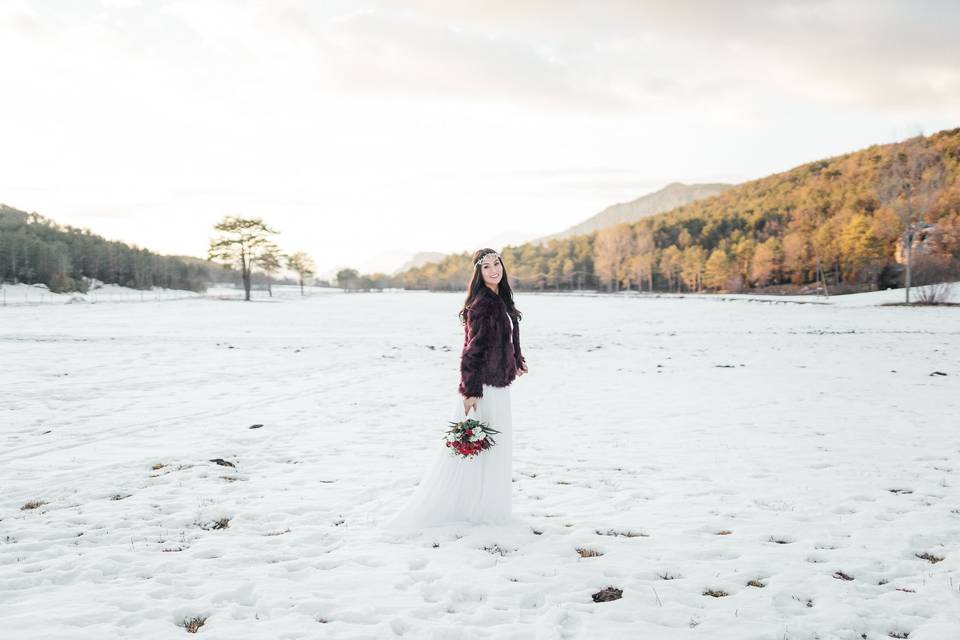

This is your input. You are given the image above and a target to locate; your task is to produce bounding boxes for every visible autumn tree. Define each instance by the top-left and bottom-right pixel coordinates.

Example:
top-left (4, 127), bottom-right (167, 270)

top-left (837, 214), bottom-right (886, 285)
top-left (629, 227), bottom-right (655, 291)
top-left (782, 232), bottom-right (812, 284)
top-left (626, 253), bottom-right (654, 292)
top-left (681, 246), bottom-right (707, 291)
top-left (812, 219), bottom-right (842, 286)
top-left (876, 136), bottom-right (947, 302)
top-left (287, 251), bottom-right (316, 296)
top-left (659, 245), bottom-right (683, 291)
top-left (731, 237), bottom-right (755, 291)
top-left (594, 223), bottom-right (632, 291)
top-left (750, 238), bottom-right (782, 287)
top-left (208, 216), bottom-right (281, 301)
top-left (703, 249), bottom-right (736, 291)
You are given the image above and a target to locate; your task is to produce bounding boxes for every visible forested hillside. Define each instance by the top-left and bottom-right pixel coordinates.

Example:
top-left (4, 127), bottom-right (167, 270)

top-left (397, 128), bottom-right (960, 293)
top-left (0, 206), bottom-right (229, 292)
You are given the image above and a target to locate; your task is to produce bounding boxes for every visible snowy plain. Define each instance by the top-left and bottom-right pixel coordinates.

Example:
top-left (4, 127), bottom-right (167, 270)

top-left (1, 286), bottom-right (958, 639)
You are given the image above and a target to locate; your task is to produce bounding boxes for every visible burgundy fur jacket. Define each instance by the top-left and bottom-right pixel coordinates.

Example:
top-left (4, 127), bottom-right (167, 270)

top-left (458, 286), bottom-right (525, 398)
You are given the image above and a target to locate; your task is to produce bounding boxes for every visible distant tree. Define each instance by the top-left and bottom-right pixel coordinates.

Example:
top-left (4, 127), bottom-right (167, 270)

top-left (659, 245), bottom-right (683, 291)
top-left (629, 228), bottom-right (655, 291)
top-left (703, 248), bottom-right (736, 291)
top-left (208, 216), bottom-right (280, 301)
top-left (257, 241), bottom-right (285, 297)
top-left (287, 251), bottom-right (316, 296)
top-left (626, 253), bottom-right (655, 292)
top-left (593, 224), bottom-right (632, 291)
top-left (931, 212), bottom-right (960, 259)
top-left (680, 246), bottom-right (707, 292)
top-left (336, 268), bottom-right (360, 291)
top-left (732, 237), bottom-right (756, 289)
top-left (837, 214), bottom-right (886, 285)
top-left (782, 232), bottom-right (812, 284)
top-left (812, 220), bottom-right (842, 286)
top-left (876, 136), bottom-right (947, 303)
top-left (750, 238), bottom-right (782, 287)
top-left (561, 258), bottom-right (576, 289)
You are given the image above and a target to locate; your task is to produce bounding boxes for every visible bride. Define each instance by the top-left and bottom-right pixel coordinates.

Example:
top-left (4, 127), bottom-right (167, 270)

top-left (382, 248), bottom-right (528, 531)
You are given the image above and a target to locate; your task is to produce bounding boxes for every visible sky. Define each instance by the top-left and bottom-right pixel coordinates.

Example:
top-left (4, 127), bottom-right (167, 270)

top-left (1, 0), bottom-right (958, 277)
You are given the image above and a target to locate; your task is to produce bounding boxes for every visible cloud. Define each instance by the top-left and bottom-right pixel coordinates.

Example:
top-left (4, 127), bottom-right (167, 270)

top-left (7, 0), bottom-right (955, 117)
top-left (361, 0), bottom-right (960, 113)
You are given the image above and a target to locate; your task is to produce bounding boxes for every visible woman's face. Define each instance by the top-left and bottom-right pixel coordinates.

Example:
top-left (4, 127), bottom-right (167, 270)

top-left (479, 254), bottom-right (502, 287)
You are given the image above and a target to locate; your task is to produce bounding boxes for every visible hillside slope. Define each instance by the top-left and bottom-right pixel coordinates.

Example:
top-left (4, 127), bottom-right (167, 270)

top-left (536, 182), bottom-right (732, 243)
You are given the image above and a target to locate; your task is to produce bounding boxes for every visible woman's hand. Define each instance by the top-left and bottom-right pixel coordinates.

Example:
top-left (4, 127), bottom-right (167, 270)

top-left (463, 396), bottom-right (479, 415)
top-left (517, 363), bottom-right (529, 377)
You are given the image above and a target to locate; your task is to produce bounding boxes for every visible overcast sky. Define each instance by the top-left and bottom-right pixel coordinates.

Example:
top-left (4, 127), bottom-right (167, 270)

top-left (1, 0), bottom-right (958, 276)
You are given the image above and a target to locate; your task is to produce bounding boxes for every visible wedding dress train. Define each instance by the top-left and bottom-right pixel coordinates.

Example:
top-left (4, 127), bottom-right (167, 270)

top-left (382, 384), bottom-right (513, 532)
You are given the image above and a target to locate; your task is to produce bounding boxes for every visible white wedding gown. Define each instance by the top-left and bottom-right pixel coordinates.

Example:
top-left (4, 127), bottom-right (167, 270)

top-left (381, 384), bottom-right (514, 532)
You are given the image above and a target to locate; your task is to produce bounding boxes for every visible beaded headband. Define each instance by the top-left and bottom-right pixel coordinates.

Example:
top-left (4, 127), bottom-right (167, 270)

top-left (475, 252), bottom-right (501, 268)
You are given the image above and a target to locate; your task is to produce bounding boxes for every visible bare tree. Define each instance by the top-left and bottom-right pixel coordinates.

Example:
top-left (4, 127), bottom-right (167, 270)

top-left (912, 254), bottom-right (955, 304)
top-left (287, 251), bottom-right (316, 296)
top-left (208, 216), bottom-right (280, 301)
top-left (876, 136), bottom-right (946, 304)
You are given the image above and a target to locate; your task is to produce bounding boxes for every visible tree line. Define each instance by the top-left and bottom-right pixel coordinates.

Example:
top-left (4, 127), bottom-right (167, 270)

top-left (5, 129), bottom-right (958, 301)
top-left (0, 205), bottom-right (226, 293)
top-left (0, 208), bottom-right (319, 299)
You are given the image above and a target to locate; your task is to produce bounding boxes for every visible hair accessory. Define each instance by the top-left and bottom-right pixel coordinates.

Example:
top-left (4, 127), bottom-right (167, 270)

top-left (475, 252), bottom-right (501, 268)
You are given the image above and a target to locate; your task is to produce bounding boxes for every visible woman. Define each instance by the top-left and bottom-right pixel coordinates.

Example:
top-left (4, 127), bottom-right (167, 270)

top-left (383, 248), bottom-right (528, 531)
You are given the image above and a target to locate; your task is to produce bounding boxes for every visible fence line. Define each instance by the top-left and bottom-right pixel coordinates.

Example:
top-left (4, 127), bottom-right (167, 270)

top-left (0, 287), bottom-right (205, 306)
top-left (0, 285), bottom-right (344, 307)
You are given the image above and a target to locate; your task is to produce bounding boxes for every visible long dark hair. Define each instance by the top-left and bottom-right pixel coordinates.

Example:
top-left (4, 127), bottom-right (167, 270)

top-left (459, 248), bottom-right (522, 324)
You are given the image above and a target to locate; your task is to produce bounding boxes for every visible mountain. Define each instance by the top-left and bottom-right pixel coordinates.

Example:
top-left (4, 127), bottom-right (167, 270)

top-left (354, 249), bottom-right (422, 276)
top-left (396, 128), bottom-right (960, 293)
top-left (479, 229), bottom-right (543, 251)
top-left (535, 182), bottom-right (732, 243)
top-left (379, 234), bottom-right (540, 276)
top-left (394, 251), bottom-right (446, 274)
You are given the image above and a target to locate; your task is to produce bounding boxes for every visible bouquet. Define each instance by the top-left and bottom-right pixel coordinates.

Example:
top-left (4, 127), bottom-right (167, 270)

top-left (444, 416), bottom-right (500, 458)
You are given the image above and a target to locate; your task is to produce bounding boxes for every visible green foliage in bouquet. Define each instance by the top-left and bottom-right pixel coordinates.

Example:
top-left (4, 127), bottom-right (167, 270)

top-left (444, 417), bottom-right (501, 458)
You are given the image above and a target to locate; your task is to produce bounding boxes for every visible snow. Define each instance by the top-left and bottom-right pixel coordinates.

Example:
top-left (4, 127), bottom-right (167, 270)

top-left (1, 288), bottom-right (958, 639)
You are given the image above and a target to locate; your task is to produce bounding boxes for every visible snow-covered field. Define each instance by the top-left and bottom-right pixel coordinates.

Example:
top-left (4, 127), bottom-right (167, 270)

top-left (1, 289), bottom-right (958, 639)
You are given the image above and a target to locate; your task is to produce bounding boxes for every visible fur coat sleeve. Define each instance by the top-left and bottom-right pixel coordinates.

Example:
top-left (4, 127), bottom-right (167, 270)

top-left (457, 290), bottom-right (524, 399)
top-left (458, 297), bottom-right (492, 398)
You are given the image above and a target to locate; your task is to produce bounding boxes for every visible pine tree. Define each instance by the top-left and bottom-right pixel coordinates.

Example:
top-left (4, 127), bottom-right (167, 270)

top-left (208, 216), bottom-right (280, 301)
